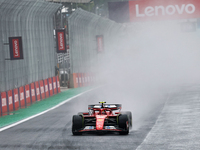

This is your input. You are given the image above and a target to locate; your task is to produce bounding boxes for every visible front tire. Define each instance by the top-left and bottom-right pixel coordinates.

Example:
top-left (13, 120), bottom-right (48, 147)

top-left (118, 114), bottom-right (129, 135)
top-left (72, 115), bottom-right (83, 135)
top-left (121, 111), bottom-right (132, 129)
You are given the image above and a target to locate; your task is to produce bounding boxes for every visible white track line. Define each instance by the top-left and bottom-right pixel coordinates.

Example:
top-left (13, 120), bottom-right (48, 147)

top-left (135, 91), bottom-right (172, 150)
top-left (0, 87), bottom-right (99, 132)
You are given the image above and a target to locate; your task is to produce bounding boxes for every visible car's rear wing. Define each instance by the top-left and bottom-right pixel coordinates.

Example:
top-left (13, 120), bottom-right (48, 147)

top-left (88, 104), bottom-right (122, 110)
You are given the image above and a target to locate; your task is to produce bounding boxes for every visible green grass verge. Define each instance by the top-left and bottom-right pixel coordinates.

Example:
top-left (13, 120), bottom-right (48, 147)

top-left (0, 86), bottom-right (93, 128)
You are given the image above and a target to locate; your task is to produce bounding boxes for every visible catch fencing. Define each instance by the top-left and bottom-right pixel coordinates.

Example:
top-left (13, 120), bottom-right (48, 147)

top-left (0, 0), bottom-right (61, 92)
top-left (68, 9), bottom-right (125, 87)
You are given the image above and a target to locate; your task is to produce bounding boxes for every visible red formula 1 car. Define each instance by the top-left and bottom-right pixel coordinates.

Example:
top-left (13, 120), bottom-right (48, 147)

top-left (72, 101), bottom-right (132, 135)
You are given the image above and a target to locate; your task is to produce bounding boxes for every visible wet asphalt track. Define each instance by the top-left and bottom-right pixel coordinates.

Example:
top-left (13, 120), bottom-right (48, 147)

top-left (0, 89), bottom-right (164, 150)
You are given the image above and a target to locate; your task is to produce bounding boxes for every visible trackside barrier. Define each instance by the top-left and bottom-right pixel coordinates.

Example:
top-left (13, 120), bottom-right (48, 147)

top-left (78, 73), bottom-right (82, 87)
top-left (30, 83), bottom-right (36, 103)
top-left (25, 85), bottom-right (31, 106)
top-left (35, 81), bottom-right (41, 101)
top-left (19, 87), bottom-right (25, 108)
top-left (0, 94), bottom-right (1, 116)
top-left (69, 72), bottom-right (99, 88)
top-left (44, 79), bottom-right (49, 98)
top-left (0, 94), bottom-right (1, 115)
top-left (7, 90), bottom-right (14, 112)
top-left (48, 78), bottom-right (53, 96)
top-left (84, 73), bottom-right (88, 86)
top-left (56, 76), bottom-right (61, 93)
top-left (81, 73), bottom-right (84, 87)
top-left (52, 77), bottom-right (57, 95)
top-left (13, 88), bottom-right (19, 111)
top-left (73, 73), bottom-right (79, 88)
top-left (1, 92), bottom-right (7, 115)
top-left (39, 80), bottom-right (45, 100)
top-left (0, 76), bottom-right (64, 117)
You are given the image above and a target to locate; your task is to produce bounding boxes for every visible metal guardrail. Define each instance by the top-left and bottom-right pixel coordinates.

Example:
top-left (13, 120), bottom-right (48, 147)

top-left (0, 0), bottom-right (61, 92)
top-left (68, 8), bottom-right (125, 74)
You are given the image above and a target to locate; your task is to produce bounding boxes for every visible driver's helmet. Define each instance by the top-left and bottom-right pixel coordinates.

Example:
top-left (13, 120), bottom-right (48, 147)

top-left (99, 101), bottom-right (106, 108)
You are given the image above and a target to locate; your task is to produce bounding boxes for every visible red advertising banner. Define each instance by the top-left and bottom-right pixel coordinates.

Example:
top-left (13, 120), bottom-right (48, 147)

top-left (7, 90), bottom-right (14, 112)
top-left (48, 78), bottom-right (53, 96)
top-left (73, 73), bottom-right (79, 88)
top-left (52, 77), bottom-right (57, 94)
top-left (96, 35), bottom-right (104, 52)
top-left (25, 85), bottom-right (31, 105)
top-left (30, 83), bottom-right (36, 103)
top-left (44, 79), bottom-right (49, 98)
top-left (78, 73), bottom-right (82, 87)
top-left (129, 0), bottom-right (200, 21)
top-left (56, 29), bottom-right (67, 53)
top-left (13, 88), bottom-right (19, 110)
top-left (9, 37), bottom-right (24, 60)
top-left (35, 81), bottom-right (41, 101)
top-left (1, 92), bottom-right (8, 114)
top-left (19, 87), bottom-right (25, 108)
top-left (39, 80), bottom-right (45, 100)
top-left (56, 76), bottom-right (61, 93)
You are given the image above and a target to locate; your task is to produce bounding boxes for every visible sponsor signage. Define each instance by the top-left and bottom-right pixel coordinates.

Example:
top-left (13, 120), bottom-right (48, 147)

top-left (7, 90), bottom-right (14, 112)
top-left (1, 92), bottom-right (8, 114)
top-left (48, 78), bottom-right (53, 96)
top-left (44, 79), bottom-right (49, 98)
top-left (30, 83), bottom-right (36, 103)
top-left (56, 29), bottom-right (66, 53)
top-left (109, 0), bottom-right (200, 22)
top-left (35, 81), bottom-right (41, 101)
top-left (19, 87), bottom-right (25, 108)
top-left (39, 80), bottom-right (45, 99)
top-left (96, 35), bottom-right (104, 52)
top-left (129, 0), bottom-right (200, 21)
top-left (56, 76), bottom-right (61, 93)
top-left (9, 37), bottom-right (24, 60)
top-left (52, 77), bottom-right (57, 94)
top-left (25, 85), bottom-right (31, 105)
top-left (13, 88), bottom-right (19, 110)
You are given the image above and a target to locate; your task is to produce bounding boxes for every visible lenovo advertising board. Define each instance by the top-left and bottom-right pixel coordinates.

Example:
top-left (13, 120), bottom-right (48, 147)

top-left (9, 37), bottom-right (24, 60)
top-left (109, 0), bottom-right (200, 22)
top-left (56, 29), bottom-right (66, 53)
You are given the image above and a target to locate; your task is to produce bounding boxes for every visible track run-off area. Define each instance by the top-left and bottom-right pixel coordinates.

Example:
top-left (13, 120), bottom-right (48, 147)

top-left (0, 85), bottom-right (200, 150)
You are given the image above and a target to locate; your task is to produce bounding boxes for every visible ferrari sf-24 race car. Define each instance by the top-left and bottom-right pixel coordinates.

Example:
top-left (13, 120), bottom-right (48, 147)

top-left (72, 101), bottom-right (132, 135)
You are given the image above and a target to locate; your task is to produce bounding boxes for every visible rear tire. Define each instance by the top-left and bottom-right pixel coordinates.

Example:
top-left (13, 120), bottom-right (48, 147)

top-left (118, 114), bottom-right (129, 135)
top-left (72, 115), bottom-right (83, 135)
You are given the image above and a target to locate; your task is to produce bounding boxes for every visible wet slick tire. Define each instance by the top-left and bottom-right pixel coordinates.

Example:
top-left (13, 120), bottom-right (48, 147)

top-left (118, 114), bottom-right (129, 135)
top-left (72, 115), bottom-right (82, 135)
